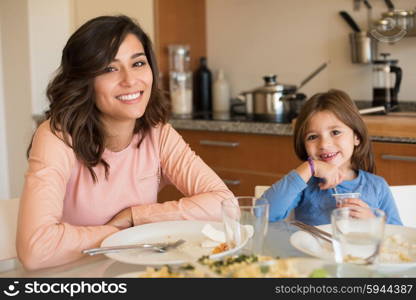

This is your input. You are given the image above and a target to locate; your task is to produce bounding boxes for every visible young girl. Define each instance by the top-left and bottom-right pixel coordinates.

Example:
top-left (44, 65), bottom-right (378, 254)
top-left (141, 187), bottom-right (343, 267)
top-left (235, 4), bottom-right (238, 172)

top-left (262, 89), bottom-right (402, 226)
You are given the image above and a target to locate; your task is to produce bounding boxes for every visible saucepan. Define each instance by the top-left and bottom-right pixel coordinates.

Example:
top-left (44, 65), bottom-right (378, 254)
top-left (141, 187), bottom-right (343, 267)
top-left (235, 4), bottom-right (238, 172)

top-left (232, 62), bottom-right (329, 123)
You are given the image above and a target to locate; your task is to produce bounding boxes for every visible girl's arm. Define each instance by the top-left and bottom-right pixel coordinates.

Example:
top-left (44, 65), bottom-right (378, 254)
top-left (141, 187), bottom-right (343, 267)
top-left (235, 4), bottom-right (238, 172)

top-left (130, 124), bottom-right (234, 225)
top-left (378, 180), bottom-right (403, 225)
top-left (16, 121), bottom-right (119, 270)
top-left (297, 159), bottom-right (344, 190)
top-left (264, 158), bottom-right (345, 221)
top-left (262, 170), bottom-right (307, 221)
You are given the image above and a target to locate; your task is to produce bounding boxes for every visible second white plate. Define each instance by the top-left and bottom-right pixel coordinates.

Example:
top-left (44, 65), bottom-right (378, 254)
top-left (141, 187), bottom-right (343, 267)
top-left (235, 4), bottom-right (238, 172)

top-left (290, 224), bottom-right (416, 273)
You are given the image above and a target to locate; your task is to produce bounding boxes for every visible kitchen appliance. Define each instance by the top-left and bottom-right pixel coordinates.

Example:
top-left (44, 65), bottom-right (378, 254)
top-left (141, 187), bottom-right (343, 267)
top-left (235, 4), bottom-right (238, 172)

top-left (168, 45), bottom-right (193, 118)
top-left (372, 53), bottom-right (402, 111)
top-left (233, 62), bottom-right (328, 123)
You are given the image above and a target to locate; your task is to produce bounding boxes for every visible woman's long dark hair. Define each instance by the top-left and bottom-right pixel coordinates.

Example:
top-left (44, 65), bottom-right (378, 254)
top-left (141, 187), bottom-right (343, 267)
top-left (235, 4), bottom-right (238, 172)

top-left (28, 15), bottom-right (170, 182)
top-left (294, 89), bottom-right (375, 173)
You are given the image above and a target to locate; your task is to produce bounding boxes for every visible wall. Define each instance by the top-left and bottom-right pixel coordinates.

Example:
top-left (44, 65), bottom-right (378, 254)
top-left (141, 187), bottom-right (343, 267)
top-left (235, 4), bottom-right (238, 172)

top-left (28, 0), bottom-right (73, 115)
top-left (0, 19), bottom-right (9, 200)
top-left (0, 0), bottom-right (33, 198)
top-left (206, 0), bottom-right (416, 102)
top-left (73, 0), bottom-right (154, 41)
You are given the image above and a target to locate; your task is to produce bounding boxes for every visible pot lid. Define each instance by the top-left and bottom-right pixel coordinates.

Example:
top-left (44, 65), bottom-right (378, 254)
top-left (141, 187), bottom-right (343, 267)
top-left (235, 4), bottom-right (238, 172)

top-left (251, 75), bottom-right (297, 93)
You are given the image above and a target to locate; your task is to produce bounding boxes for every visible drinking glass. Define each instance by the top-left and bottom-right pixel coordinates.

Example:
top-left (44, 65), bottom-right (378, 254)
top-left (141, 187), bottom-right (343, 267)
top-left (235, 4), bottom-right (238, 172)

top-left (221, 196), bottom-right (269, 255)
top-left (331, 207), bottom-right (385, 276)
top-left (332, 192), bottom-right (361, 207)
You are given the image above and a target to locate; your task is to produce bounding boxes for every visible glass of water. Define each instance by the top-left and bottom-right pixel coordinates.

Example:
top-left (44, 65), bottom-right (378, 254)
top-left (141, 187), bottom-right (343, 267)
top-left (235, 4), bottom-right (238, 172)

top-left (331, 207), bottom-right (385, 276)
top-left (221, 196), bottom-right (269, 255)
top-left (332, 192), bottom-right (361, 207)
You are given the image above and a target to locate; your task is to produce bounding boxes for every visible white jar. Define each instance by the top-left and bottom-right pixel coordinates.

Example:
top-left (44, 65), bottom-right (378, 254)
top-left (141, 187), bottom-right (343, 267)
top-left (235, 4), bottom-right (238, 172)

top-left (213, 69), bottom-right (230, 113)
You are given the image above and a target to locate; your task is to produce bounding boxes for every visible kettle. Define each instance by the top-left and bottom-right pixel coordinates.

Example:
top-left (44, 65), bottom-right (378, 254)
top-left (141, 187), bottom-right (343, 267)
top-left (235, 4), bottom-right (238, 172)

top-left (372, 53), bottom-right (402, 111)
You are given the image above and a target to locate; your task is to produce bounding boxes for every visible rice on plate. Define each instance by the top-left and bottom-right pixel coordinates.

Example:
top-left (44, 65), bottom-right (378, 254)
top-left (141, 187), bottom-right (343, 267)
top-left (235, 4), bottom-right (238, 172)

top-left (137, 254), bottom-right (329, 278)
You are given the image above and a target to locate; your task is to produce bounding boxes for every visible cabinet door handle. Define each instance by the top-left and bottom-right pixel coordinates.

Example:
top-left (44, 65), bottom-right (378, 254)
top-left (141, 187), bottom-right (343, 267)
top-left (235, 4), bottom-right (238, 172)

top-left (381, 154), bottom-right (416, 162)
top-left (199, 140), bottom-right (240, 147)
top-left (222, 179), bottom-right (241, 186)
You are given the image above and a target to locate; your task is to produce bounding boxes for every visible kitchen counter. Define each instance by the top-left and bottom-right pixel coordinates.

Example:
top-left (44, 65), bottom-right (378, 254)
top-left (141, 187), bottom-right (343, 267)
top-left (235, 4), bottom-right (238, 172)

top-left (169, 114), bottom-right (416, 144)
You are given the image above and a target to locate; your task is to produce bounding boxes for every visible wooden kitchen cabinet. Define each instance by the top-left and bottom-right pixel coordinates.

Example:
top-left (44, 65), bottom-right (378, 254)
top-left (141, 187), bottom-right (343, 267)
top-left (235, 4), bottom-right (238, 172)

top-left (154, 0), bottom-right (206, 90)
top-left (158, 130), bottom-right (301, 202)
top-left (373, 142), bottom-right (416, 185)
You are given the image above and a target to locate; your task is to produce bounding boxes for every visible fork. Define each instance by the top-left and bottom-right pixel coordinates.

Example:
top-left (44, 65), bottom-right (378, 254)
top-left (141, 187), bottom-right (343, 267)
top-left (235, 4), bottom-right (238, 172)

top-left (82, 239), bottom-right (186, 256)
top-left (290, 220), bottom-right (333, 243)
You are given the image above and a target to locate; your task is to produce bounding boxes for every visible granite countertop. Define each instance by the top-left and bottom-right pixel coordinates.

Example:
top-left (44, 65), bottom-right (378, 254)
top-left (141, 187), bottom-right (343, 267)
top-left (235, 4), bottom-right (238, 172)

top-left (169, 118), bottom-right (294, 136)
top-left (32, 101), bottom-right (416, 144)
top-left (169, 113), bottom-right (416, 145)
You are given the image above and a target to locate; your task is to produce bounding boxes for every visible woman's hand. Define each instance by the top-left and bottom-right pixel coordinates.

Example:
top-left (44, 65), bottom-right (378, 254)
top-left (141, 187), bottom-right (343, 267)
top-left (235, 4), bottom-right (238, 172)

top-left (313, 160), bottom-right (344, 190)
top-left (106, 207), bottom-right (133, 230)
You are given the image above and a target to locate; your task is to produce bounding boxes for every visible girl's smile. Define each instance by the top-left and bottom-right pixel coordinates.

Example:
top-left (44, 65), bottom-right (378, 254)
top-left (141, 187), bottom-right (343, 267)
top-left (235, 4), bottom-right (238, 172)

top-left (319, 151), bottom-right (339, 162)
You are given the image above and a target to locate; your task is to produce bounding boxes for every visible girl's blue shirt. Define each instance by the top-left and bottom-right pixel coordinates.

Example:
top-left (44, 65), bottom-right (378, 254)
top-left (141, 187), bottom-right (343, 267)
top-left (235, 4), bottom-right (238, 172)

top-left (263, 169), bottom-right (402, 225)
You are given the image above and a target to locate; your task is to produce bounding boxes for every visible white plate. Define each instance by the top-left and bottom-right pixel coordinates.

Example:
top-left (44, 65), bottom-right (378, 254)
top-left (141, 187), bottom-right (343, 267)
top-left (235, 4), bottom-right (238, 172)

top-left (290, 224), bottom-right (416, 273)
top-left (115, 271), bottom-right (147, 278)
top-left (114, 257), bottom-right (331, 278)
top-left (101, 220), bottom-right (248, 266)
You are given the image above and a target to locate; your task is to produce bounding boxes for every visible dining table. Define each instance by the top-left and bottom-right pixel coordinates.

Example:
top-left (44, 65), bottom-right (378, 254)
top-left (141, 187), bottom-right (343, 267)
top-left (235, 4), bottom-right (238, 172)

top-left (1, 221), bottom-right (415, 278)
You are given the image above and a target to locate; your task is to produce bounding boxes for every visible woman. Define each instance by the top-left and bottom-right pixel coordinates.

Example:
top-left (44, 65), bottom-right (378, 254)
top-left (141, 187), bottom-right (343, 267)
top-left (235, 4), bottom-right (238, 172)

top-left (17, 15), bottom-right (233, 270)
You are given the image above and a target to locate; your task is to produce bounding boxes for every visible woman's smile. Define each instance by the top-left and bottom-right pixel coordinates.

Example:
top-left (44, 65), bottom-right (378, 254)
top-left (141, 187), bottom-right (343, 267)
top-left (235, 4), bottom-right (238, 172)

top-left (115, 90), bottom-right (144, 103)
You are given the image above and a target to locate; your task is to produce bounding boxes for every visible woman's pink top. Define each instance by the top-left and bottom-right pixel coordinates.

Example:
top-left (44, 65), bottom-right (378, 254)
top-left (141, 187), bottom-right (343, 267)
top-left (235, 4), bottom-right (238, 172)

top-left (17, 120), bottom-right (233, 270)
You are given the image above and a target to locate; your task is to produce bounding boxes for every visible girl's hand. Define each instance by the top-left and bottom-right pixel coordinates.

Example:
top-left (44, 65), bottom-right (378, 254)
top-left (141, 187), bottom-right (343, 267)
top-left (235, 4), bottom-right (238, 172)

top-left (338, 198), bottom-right (374, 219)
top-left (106, 207), bottom-right (133, 230)
top-left (313, 160), bottom-right (344, 190)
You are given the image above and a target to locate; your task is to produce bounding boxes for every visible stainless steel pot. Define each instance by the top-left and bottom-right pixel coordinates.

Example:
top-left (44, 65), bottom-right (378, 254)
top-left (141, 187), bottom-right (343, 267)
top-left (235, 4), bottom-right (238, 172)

top-left (381, 9), bottom-right (415, 32)
top-left (238, 75), bottom-right (297, 122)
top-left (233, 62), bottom-right (328, 122)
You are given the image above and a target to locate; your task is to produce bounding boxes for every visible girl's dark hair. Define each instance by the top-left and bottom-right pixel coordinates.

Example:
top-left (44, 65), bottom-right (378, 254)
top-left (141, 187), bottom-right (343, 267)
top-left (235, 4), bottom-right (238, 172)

top-left (293, 89), bottom-right (375, 173)
top-left (28, 15), bottom-right (170, 182)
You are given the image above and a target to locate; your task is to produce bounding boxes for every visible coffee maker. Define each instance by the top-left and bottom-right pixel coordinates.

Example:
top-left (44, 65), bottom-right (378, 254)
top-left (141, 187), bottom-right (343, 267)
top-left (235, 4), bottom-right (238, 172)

top-left (372, 53), bottom-right (402, 111)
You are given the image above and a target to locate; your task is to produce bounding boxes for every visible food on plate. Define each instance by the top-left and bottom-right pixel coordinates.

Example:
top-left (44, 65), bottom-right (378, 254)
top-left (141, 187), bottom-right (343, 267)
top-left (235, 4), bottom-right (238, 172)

top-left (211, 242), bottom-right (229, 254)
top-left (200, 223), bottom-right (226, 250)
top-left (137, 254), bottom-right (328, 278)
top-left (200, 223), bottom-right (254, 253)
top-left (380, 234), bottom-right (416, 263)
top-left (138, 265), bottom-right (205, 278)
top-left (309, 268), bottom-right (330, 278)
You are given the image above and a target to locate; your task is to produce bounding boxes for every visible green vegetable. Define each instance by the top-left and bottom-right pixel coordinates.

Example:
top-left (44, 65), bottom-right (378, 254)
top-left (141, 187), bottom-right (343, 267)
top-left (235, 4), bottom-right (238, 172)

top-left (260, 265), bottom-right (270, 274)
top-left (309, 268), bottom-right (329, 278)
